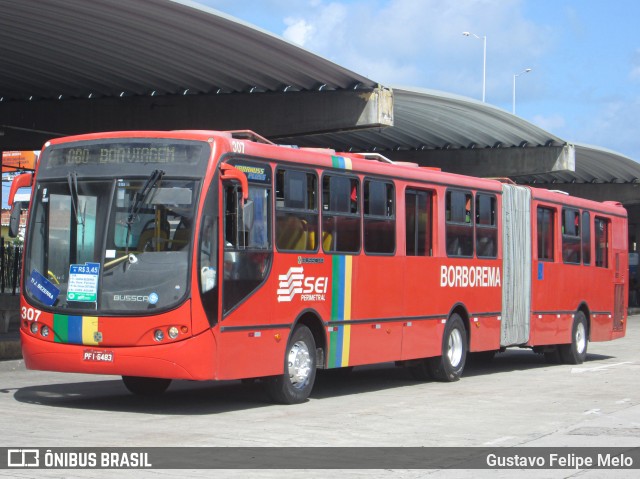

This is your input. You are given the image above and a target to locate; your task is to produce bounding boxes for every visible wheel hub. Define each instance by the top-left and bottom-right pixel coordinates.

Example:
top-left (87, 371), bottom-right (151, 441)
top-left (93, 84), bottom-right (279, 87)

top-left (447, 329), bottom-right (464, 367)
top-left (576, 322), bottom-right (587, 354)
top-left (287, 340), bottom-right (312, 388)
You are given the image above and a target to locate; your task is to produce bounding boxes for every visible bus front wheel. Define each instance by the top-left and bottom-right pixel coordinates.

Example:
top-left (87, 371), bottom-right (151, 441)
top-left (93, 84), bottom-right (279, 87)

top-left (428, 314), bottom-right (467, 381)
top-left (122, 376), bottom-right (172, 396)
top-left (266, 325), bottom-right (317, 404)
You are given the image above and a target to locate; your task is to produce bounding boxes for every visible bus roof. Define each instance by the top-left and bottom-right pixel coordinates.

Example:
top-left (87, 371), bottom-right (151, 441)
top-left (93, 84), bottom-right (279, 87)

top-left (40, 129), bottom-right (626, 214)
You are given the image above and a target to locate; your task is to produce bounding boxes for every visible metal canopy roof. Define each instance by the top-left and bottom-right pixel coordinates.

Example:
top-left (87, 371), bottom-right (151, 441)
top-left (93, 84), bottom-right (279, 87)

top-left (0, 0), bottom-right (375, 100)
top-left (514, 144), bottom-right (640, 185)
top-left (281, 87), bottom-right (564, 151)
top-left (0, 0), bottom-right (638, 185)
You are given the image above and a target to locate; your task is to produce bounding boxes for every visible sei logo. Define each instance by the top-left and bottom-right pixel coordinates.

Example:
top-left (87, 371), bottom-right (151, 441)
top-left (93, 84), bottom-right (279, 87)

top-left (277, 267), bottom-right (329, 302)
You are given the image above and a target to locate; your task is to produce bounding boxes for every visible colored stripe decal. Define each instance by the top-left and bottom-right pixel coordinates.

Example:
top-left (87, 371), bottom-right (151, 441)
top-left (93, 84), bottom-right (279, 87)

top-left (342, 256), bottom-right (352, 366)
top-left (328, 255), bottom-right (353, 368)
top-left (68, 316), bottom-right (82, 344)
top-left (82, 317), bottom-right (99, 345)
top-left (53, 314), bottom-right (68, 343)
top-left (331, 156), bottom-right (352, 170)
top-left (53, 314), bottom-right (100, 345)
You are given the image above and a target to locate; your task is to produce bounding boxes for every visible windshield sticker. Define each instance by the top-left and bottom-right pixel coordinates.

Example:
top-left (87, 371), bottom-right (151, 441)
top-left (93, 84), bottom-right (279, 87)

top-left (67, 262), bottom-right (100, 302)
top-left (149, 293), bottom-right (159, 305)
top-left (28, 269), bottom-right (60, 306)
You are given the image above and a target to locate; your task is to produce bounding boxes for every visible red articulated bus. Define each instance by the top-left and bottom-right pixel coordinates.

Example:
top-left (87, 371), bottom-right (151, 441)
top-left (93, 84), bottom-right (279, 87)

top-left (8, 130), bottom-right (627, 403)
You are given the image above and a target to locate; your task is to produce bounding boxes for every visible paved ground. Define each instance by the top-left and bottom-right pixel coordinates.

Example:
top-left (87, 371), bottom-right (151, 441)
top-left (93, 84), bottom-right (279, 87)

top-left (0, 316), bottom-right (639, 478)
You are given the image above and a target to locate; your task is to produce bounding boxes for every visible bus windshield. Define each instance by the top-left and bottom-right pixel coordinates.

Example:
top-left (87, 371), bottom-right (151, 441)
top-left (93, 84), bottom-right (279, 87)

top-left (23, 139), bottom-right (210, 314)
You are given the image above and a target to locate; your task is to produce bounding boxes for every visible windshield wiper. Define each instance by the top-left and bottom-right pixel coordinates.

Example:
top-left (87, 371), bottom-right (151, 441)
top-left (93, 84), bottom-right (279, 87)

top-left (67, 171), bottom-right (84, 226)
top-left (127, 169), bottom-right (165, 225)
top-left (124, 169), bottom-right (165, 262)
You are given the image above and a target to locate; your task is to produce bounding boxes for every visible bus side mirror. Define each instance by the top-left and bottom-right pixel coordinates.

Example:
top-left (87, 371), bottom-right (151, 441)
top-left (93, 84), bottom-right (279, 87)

top-left (8, 172), bottom-right (33, 206)
top-left (220, 164), bottom-right (249, 202)
top-left (9, 201), bottom-right (24, 238)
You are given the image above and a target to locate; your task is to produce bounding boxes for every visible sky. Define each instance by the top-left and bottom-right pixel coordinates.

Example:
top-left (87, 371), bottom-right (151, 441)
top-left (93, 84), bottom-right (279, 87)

top-left (198, 0), bottom-right (640, 162)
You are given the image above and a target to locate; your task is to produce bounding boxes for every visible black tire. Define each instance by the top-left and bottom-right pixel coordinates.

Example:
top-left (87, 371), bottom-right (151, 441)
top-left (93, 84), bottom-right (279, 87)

top-left (266, 325), bottom-right (317, 404)
top-left (559, 311), bottom-right (588, 364)
top-left (428, 314), bottom-right (467, 381)
top-left (122, 376), bottom-right (172, 396)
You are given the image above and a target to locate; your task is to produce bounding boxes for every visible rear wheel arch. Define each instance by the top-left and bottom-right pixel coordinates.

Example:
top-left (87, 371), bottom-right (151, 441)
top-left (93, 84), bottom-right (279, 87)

top-left (292, 309), bottom-right (326, 368)
top-left (448, 303), bottom-right (471, 348)
top-left (577, 302), bottom-right (591, 339)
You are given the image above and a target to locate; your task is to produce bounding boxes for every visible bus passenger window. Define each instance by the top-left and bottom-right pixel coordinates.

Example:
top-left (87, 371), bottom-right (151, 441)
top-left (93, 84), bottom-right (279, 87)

top-left (445, 190), bottom-right (473, 257)
top-left (364, 179), bottom-right (395, 254)
top-left (476, 194), bottom-right (497, 258)
top-left (406, 189), bottom-right (432, 256)
top-left (595, 217), bottom-right (610, 268)
top-left (562, 208), bottom-right (581, 264)
top-left (582, 211), bottom-right (591, 265)
top-left (537, 207), bottom-right (554, 261)
top-left (275, 169), bottom-right (318, 252)
top-left (322, 175), bottom-right (361, 253)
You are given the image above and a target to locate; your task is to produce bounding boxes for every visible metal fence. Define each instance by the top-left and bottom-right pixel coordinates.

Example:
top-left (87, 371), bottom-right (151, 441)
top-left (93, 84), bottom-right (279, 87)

top-left (0, 238), bottom-right (22, 295)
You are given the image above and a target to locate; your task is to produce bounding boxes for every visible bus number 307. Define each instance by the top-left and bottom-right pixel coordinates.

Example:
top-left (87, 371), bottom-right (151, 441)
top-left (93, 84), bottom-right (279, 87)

top-left (21, 306), bottom-right (42, 322)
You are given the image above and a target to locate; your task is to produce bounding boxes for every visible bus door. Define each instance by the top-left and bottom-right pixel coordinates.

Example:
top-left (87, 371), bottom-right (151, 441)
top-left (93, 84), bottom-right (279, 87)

top-left (217, 161), bottom-right (276, 379)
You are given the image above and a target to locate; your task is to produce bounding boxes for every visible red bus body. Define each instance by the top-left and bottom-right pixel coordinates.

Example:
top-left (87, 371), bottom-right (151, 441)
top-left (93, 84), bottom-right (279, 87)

top-left (14, 130), bottom-right (627, 401)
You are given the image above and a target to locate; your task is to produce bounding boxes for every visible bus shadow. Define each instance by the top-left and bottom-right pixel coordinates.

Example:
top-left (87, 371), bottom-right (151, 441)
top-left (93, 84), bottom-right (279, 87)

top-left (12, 350), bottom-right (616, 411)
top-left (311, 349), bottom-right (616, 399)
top-left (13, 378), bottom-right (276, 415)
top-left (463, 349), bottom-right (614, 377)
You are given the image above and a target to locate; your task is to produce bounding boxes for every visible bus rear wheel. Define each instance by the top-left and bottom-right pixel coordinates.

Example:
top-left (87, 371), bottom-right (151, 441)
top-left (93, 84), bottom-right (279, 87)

top-left (428, 314), bottom-right (467, 381)
top-left (122, 376), bottom-right (172, 396)
top-left (266, 325), bottom-right (317, 404)
top-left (559, 311), bottom-right (588, 364)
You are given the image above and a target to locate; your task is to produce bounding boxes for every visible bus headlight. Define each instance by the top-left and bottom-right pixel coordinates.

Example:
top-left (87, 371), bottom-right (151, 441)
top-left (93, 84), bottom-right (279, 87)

top-left (168, 327), bottom-right (179, 339)
top-left (154, 329), bottom-right (165, 342)
top-left (41, 325), bottom-right (50, 337)
top-left (30, 323), bottom-right (39, 334)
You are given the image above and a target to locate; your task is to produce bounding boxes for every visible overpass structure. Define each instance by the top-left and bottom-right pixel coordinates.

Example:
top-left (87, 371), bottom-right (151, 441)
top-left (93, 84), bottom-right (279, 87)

top-left (1, 0), bottom-right (639, 244)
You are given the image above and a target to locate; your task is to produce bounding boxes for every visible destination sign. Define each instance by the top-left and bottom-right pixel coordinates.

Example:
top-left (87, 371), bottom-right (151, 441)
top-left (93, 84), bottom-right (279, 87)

top-left (43, 141), bottom-right (208, 169)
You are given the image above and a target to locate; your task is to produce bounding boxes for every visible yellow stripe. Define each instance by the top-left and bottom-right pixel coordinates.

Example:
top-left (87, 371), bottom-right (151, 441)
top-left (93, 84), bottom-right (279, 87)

top-left (82, 316), bottom-right (99, 345)
top-left (344, 157), bottom-right (352, 170)
top-left (341, 256), bottom-right (353, 366)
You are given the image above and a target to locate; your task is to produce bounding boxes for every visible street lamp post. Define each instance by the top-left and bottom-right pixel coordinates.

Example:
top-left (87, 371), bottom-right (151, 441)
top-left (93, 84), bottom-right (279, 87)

top-left (512, 68), bottom-right (532, 115)
top-left (462, 31), bottom-right (486, 102)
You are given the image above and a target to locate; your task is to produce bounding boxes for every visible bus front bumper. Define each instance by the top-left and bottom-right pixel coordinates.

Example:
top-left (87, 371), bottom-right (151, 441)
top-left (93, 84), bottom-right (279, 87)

top-left (20, 329), bottom-right (217, 380)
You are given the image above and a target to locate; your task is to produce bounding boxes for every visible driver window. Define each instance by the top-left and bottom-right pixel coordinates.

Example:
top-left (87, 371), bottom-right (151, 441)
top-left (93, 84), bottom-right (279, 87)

top-left (222, 181), bottom-right (272, 315)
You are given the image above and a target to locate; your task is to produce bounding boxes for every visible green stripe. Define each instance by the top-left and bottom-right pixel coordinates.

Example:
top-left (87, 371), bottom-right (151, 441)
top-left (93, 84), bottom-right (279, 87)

top-left (328, 256), bottom-right (343, 368)
top-left (53, 314), bottom-right (68, 343)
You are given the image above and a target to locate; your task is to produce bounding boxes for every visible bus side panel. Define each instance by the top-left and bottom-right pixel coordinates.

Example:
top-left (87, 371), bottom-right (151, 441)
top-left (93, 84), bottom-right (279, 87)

top-left (435, 257), bottom-right (503, 353)
top-left (215, 273), bottom-right (284, 380)
top-left (348, 256), bottom-right (403, 366)
top-left (530, 260), bottom-right (585, 346)
top-left (402, 257), bottom-right (444, 360)
top-left (530, 201), bottom-right (626, 346)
